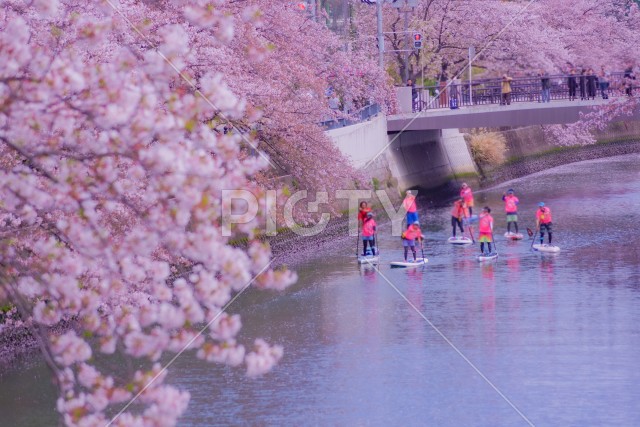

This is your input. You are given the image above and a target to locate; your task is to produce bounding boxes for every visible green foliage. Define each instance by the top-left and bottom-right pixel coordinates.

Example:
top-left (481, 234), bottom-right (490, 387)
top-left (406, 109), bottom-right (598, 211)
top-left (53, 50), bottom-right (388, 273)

top-left (371, 177), bottom-right (380, 191)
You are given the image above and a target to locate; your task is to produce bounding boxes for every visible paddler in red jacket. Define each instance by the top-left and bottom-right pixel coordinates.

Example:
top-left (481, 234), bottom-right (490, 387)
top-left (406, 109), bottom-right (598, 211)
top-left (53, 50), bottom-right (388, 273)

top-left (478, 206), bottom-right (494, 255)
top-left (535, 202), bottom-right (553, 245)
top-left (502, 189), bottom-right (520, 235)
top-left (460, 183), bottom-right (474, 216)
top-left (361, 212), bottom-right (377, 256)
top-left (402, 221), bottom-right (424, 261)
top-left (358, 201), bottom-right (372, 228)
top-left (450, 198), bottom-right (469, 238)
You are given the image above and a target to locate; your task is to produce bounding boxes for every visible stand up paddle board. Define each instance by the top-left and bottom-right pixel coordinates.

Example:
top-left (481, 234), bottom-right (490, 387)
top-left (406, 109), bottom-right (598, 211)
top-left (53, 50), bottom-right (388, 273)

top-left (504, 232), bottom-right (524, 240)
top-left (390, 258), bottom-right (428, 268)
top-left (357, 255), bottom-right (380, 265)
top-left (477, 252), bottom-right (499, 262)
top-left (532, 244), bottom-right (561, 253)
top-left (448, 236), bottom-right (473, 245)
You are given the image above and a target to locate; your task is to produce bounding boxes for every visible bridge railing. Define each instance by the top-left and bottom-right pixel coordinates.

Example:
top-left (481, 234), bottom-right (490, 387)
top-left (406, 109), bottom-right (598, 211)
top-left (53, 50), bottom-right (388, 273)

top-left (411, 72), bottom-right (637, 112)
top-left (320, 102), bottom-right (381, 130)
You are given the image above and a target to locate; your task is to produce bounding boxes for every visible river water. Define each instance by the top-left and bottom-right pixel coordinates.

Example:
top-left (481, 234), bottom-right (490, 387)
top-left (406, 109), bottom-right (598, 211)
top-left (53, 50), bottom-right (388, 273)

top-left (2, 154), bottom-right (640, 426)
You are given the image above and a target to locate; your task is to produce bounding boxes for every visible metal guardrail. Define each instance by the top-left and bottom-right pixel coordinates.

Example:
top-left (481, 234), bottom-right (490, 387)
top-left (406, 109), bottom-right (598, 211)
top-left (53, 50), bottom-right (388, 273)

top-left (321, 103), bottom-right (381, 130)
top-left (409, 72), bottom-right (637, 112)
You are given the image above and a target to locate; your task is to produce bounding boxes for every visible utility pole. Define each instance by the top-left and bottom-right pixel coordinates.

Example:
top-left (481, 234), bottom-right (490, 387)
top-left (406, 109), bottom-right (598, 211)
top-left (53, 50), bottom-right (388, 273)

top-left (310, 0), bottom-right (316, 22)
top-left (377, 0), bottom-right (384, 69)
top-left (469, 46), bottom-right (475, 106)
top-left (403, 7), bottom-right (410, 83)
top-left (390, 0), bottom-right (417, 83)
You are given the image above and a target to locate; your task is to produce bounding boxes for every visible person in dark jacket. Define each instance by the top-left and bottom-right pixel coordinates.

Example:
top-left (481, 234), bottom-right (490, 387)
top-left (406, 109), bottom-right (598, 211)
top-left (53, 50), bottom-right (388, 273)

top-left (624, 65), bottom-right (635, 97)
top-left (579, 68), bottom-right (586, 100)
top-left (587, 68), bottom-right (597, 100)
top-left (540, 70), bottom-right (551, 103)
top-left (568, 69), bottom-right (578, 101)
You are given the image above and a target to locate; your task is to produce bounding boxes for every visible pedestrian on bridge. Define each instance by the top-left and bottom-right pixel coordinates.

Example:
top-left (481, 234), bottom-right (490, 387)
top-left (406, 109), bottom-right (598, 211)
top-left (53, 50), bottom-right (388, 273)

top-left (579, 68), bottom-right (587, 100)
top-left (587, 69), bottom-right (597, 100)
top-left (540, 70), bottom-right (551, 103)
top-left (624, 66), bottom-right (635, 97)
top-left (598, 67), bottom-right (610, 99)
top-left (501, 74), bottom-right (513, 105)
top-left (568, 69), bottom-right (578, 101)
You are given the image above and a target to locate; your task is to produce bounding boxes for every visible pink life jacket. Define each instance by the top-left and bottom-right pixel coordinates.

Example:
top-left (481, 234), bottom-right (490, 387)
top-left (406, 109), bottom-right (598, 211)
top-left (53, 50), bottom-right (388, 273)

top-left (536, 207), bottom-right (552, 224)
top-left (478, 214), bottom-right (493, 233)
top-left (403, 226), bottom-right (423, 240)
top-left (460, 187), bottom-right (473, 204)
top-left (504, 195), bottom-right (519, 213)
top-left (362, 218), bottom-right (376, 237)
top-left (402, 195), bottom-right (417, 213)
top-left (450, 201), bottom-right (468, 219)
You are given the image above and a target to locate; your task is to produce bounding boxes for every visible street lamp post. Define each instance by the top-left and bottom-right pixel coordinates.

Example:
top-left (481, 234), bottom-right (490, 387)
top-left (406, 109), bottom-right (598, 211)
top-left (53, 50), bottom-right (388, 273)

top-left (377, 0), bottom-right (384, 69)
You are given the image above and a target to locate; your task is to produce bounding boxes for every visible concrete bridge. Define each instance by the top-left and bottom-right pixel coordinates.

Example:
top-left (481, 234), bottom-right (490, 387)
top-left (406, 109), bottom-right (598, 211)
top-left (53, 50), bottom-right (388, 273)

top-left (386, 99), bottom-right (623, 132)
top-left (328, 93), bottom-right (640, 192)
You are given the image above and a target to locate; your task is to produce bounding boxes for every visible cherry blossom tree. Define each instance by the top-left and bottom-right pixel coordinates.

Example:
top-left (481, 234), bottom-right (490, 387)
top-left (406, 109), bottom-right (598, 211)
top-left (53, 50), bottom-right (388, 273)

top-left (0, 0), bottom-right (348, 425)
top-left (351, 0), bottom-right (640, 83)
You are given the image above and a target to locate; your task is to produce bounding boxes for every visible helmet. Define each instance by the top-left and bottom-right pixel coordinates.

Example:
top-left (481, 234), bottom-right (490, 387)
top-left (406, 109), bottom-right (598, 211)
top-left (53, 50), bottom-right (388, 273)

top-left (461, 182), bottom-right (468, 188)
top-left (366, 212), bottom-right (373, 218)
top-left (538, 202), bottom-right (545, 207)
top-left (413, 221), bottom-right (420, 226)
top-left (507, 188), bottom-right (514, 193)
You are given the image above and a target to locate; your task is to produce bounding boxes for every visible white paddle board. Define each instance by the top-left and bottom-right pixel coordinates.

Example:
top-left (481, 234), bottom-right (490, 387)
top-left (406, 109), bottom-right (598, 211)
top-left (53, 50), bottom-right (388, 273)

top-left (532, 244), bottom-right (561, 253)
top-left (477, 252), bottom-right (499, 262)
top-left (357, 255), bottom-right (380, 265)
top-left (504, 232), bottom-right (524, 240)
top-left (390, 258), bottom-right (428, 268)
top-left (448, 236), bottom-right (473, 245)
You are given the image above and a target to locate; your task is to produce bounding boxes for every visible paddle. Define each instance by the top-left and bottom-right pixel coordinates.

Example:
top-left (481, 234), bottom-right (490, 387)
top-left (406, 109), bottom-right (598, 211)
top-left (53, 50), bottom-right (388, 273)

top-left (467, 220), bottom-right (476, 244)
top-left (419, 236), bottom-right (425, 261)
top-left (526, 227), bottom-right (534, 239)
top-left (491, 230), bottom-right (498, 256)
top-left (356, 226), bottom-right (360, 257)
top-left (528, 226), bottom-right (539, 251)
top-left (375, 230), bottom-right (380, 256)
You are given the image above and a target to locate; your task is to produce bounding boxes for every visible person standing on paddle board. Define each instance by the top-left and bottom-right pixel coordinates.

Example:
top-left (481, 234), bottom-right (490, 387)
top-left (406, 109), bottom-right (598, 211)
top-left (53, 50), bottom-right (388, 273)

top-left (460, 183), bottom-right (474, 216)
top-left (535, 202), bottom-right (553, 245)
top-left (361, 212), bottom-right (377, 256)
top-left (450, 198), bottom-right (469, 238)
top-left (478, 207), bottom-right (494, 254)
top-left (402, 221), bottom-right (423, 261)
top-left (403, 190), bottom-right (419, 229)
top-left (358, 201), bottom-right (371, 228)
top-left (502, 189), bottom-right (520, 234)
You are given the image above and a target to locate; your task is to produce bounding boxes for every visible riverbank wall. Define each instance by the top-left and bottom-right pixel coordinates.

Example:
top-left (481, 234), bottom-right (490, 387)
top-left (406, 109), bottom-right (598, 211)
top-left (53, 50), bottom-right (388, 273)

top-left (474, 120), bottom-right (640, 188)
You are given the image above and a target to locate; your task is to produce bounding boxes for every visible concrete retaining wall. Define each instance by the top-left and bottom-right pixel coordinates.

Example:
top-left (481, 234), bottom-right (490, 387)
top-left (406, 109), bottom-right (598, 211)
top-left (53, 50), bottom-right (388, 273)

top-left (327, 114), bottom-right (478, 192)
top-left (326, 114), bottom-right (389, 169)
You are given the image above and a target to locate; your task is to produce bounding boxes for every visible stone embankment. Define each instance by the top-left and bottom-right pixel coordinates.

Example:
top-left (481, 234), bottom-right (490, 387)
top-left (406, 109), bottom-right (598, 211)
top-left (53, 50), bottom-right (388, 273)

top-left (481, 139), bottom-right (640, 188)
